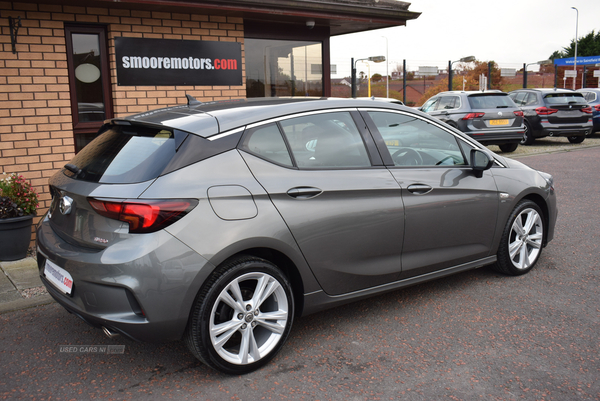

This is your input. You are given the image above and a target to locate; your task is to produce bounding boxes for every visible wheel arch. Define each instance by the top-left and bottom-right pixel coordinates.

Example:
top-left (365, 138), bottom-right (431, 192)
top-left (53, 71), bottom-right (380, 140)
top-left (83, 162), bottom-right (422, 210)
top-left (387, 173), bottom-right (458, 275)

top-left (518, 192), bottom-right (550, 247)
top-left (215, 247), bottom-right (306, 317)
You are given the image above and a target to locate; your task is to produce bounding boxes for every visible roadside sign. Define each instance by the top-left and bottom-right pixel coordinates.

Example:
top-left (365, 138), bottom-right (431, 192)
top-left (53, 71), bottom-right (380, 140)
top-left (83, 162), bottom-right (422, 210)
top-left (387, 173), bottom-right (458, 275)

top-left (501, 68), bottom-right (516, 77)
top-left (594, 70), bottom-right (600, 78)
top-left (564, 70), bottom-right (577, 78)
top-left (418, 66), bottom-right (438, 76)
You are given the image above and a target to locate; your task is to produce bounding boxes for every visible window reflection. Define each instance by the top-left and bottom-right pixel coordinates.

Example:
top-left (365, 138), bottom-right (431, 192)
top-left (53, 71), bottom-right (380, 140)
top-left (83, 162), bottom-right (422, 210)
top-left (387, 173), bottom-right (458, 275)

top-left (71, 33), bottom-right (105, 122)
top-left (245, 39), bottom-right (323, 97)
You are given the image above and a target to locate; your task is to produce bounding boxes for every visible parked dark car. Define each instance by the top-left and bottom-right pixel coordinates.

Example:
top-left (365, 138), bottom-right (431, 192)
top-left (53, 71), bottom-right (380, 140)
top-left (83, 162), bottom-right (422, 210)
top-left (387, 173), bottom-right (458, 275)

top-left (419, 90), bottom-right (524, 152)
top-left (576, 88), bottom-right (600, 133)
top-left (509, 88), bottom-right (593, 144)
top-left (37, 97), bottom-right (557, 374)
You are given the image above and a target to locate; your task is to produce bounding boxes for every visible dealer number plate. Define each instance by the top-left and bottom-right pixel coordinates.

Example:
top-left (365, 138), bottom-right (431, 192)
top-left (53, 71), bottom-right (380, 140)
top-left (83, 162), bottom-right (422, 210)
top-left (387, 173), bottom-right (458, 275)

top-left (44, 260), bottom-right (73, 295)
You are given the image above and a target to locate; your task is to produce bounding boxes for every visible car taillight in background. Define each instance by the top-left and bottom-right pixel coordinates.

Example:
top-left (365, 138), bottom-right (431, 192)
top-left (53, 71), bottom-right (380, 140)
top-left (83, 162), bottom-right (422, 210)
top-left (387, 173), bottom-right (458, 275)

top-left (88, 199), bottom-right (198, 233)
top-left (593, 105), bottom-right (600, 112)
top-left (581, 106), bottom-right (593, 114)
top-left (462, 112), bottom-right (485, 120)
top-left (513, 110), bottom-right (524, 117)
top-left (535, 107), bottom-right (558, 116)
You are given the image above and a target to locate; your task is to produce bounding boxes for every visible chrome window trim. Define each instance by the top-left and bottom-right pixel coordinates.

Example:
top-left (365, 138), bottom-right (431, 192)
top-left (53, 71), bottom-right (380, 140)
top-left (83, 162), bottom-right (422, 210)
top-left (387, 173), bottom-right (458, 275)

top-left (246, 107), bottom-right (360, 130)
top-left (207, 126), bottom-right (246, 141)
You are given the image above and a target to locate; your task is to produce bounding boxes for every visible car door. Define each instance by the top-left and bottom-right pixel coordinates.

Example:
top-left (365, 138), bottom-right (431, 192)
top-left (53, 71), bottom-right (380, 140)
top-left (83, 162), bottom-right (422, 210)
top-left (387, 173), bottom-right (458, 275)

top-left (361, 109), bottom-right (499, 278)
top-left (239, 110), bottom-right (404, 295)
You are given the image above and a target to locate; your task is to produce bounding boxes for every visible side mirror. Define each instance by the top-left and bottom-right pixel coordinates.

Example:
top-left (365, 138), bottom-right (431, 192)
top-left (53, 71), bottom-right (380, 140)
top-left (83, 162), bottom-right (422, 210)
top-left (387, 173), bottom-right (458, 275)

top-left (470, 148), bottom-right (494, 178)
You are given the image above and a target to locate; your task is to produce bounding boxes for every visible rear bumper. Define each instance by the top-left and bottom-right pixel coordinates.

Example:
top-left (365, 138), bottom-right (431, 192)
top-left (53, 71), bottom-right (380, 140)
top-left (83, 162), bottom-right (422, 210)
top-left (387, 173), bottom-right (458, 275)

top-left (464, 129), bottom-right (524, 145)
top-left (36, 216), bottom-right (214, 342)
top-left (531, 119), bottom-right (593, 138)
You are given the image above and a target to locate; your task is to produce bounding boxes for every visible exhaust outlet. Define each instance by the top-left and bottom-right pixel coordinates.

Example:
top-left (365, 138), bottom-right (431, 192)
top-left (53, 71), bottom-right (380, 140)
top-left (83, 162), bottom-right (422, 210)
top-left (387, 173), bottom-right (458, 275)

top-left (102, 326), bottom-right (120, 339)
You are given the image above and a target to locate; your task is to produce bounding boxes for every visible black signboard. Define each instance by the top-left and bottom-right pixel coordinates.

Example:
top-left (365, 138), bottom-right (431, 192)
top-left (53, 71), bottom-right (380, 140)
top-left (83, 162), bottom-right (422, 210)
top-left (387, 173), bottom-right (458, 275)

top-left (115, 37), bottom-right (242, 86)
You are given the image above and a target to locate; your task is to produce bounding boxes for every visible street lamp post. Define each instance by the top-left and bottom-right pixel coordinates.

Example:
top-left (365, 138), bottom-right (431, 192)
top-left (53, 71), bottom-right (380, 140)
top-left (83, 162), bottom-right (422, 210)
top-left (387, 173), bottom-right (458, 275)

top-left (351, 55), bottom-right (386, 98)
top-left (381, 36), bottom-right (389, 98)
top-left (448, 56), bottom-right (475, 91)
top-left (572, 7), bottom-right (578, 90)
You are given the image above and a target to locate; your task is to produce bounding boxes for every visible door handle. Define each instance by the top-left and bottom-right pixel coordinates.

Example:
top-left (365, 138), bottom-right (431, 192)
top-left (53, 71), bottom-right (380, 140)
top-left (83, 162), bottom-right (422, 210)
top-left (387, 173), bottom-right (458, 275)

top-left (287, 187), bottom-right (323, 199)
top-left (407, 184), bottom-right (432, 195)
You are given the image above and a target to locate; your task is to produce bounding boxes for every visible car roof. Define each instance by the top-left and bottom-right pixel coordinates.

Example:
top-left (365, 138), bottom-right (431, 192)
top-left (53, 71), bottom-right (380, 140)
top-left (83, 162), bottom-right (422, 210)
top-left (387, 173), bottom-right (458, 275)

top-left (357, 97), bottom-right (404, 104)
top-left (434, 90), bottom-right (504, 96)
top-left (115, 97), bottom-right (408, 137)
top-left (512, 88), bottom-right (576, 93)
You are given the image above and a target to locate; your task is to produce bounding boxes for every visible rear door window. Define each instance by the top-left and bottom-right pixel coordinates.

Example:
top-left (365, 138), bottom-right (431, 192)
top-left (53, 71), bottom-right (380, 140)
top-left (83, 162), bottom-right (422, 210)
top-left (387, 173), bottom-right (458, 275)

top-left (279, 112), bottom-right (371, 168)
top-left (581, 91), bottom-right (597, 102)
top-left (438, 96), bottom-right (460, 110)
top-left (242, 124), bottom-right (293, 167)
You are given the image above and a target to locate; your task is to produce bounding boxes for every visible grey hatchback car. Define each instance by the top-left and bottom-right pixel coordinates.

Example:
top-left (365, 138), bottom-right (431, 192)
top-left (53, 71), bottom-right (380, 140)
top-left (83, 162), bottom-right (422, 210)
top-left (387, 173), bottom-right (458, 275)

top-left (37, 97), bottom-right (557, 374)
top-left (420, 91), bottom-right (524, 152)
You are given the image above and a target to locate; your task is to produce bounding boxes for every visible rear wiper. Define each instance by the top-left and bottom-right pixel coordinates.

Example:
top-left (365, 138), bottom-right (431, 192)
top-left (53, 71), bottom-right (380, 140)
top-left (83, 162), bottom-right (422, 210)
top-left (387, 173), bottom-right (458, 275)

top-left (496, 106), bottom-right (509, 108)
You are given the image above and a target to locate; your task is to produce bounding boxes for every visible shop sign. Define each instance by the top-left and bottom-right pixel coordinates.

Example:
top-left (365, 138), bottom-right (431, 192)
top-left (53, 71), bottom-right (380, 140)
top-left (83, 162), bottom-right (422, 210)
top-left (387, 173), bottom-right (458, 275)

top-left (115, 37), bottom-right (242, 86)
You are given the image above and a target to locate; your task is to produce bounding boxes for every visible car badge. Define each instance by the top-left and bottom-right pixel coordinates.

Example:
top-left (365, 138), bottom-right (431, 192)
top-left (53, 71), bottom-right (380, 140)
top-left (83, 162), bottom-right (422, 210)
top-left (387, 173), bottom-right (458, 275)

top-left (569, 105), bottom-right (572, 109)
top-left (59, 195), bottom-right (73, 215)
top-left (498, 112), bottom-right (503, 116)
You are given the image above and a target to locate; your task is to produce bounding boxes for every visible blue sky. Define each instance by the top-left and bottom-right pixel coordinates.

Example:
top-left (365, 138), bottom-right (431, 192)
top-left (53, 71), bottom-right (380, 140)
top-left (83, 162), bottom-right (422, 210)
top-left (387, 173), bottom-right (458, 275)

top-left (330, 0), bottom-right (600, 78)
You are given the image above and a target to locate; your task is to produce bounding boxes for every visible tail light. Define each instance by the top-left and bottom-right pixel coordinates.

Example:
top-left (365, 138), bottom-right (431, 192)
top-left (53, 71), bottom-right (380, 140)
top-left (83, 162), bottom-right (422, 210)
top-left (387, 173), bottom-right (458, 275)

top-left (594, 105), bottom-right (600, 112)
top-left (513, 110), bottom-right (524, 117)
top-left (88, 198), bottom-right (198, 233)
top-left (535, 107), bottom-right (558, 115)
top-left (581, 106), bottom-right (593, 114)
top-left (462, 112), bottom-right (485, 120)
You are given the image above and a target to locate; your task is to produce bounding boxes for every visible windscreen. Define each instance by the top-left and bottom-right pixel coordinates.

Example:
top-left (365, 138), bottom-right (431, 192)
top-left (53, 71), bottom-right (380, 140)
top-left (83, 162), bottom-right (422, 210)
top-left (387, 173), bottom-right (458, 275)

top-left (65, 124), bottom-right (185, 183)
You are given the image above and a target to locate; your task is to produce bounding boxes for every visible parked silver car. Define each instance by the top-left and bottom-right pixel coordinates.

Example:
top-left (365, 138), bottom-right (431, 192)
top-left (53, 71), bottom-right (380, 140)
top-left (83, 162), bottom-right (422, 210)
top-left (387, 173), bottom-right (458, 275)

top-left (37, 97), bottom-right (557, 374)
top-left (420, 90), bottom-right (524, 152)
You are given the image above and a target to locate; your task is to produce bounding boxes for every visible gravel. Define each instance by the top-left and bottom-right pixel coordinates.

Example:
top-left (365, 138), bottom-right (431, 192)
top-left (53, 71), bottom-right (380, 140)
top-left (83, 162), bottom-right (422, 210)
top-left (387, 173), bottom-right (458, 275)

top-left (487, 134), bottom-right (600, 157)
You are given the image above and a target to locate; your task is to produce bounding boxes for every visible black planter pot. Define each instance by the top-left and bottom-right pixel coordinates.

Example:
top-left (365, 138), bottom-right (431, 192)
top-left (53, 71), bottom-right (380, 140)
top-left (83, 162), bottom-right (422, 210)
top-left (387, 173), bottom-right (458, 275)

top-left (0, 215), bottom-right (34, 261)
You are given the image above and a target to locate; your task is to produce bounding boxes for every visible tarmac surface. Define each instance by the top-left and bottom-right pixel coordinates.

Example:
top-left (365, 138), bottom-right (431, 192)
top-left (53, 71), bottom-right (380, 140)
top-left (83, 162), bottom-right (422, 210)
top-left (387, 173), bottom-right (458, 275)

top-left (1, 136), bottom-right (599, 400)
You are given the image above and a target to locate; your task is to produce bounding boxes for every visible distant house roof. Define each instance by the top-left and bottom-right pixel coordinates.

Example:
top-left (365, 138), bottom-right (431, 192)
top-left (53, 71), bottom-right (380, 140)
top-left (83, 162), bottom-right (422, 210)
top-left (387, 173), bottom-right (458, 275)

top-left (91, 0), bottom-right (421, 35)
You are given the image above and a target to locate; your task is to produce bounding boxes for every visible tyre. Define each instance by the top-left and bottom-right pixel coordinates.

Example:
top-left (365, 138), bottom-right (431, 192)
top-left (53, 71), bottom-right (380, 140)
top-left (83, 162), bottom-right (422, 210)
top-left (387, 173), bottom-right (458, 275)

top-left (185, 256), bottom-right (294, 374)
top-left (494, 200), bottom-right (544, 276)
top-left (520, 121), bottom-right (534, 145)
top-left (568, 135), bottom-right (585, 144)
top-left (498, 143), bottom-right (518, 153)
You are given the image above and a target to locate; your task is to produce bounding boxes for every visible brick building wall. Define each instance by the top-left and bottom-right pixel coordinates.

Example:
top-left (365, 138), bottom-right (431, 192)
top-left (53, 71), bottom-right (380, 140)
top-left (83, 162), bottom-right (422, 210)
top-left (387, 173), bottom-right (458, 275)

top-left (0, 1), bottom-right (245, 244)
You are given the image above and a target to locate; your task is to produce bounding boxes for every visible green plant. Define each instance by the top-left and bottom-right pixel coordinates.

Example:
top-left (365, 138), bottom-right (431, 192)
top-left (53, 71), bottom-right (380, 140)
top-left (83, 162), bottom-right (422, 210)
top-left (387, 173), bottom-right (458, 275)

top-left (0, 173), bottom-right (39, 218)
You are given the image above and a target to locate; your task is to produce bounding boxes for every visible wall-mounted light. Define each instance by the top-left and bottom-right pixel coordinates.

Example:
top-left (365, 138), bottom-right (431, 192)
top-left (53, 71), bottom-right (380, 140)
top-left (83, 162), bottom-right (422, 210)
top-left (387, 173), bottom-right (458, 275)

top-left (306, 20), bottom-right (315, 29)
top-left (9, 16), bottom-right (22, 54)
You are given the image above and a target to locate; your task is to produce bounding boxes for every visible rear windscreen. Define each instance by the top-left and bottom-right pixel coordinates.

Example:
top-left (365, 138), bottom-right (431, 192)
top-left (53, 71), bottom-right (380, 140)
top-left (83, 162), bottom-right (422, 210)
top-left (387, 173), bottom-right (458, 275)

top-left (544, 93), bottom-right (586, 105)
top-left (64, 125), bottom-right (185, 183)
top-left (468, 94), bottom-right (515, 109)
